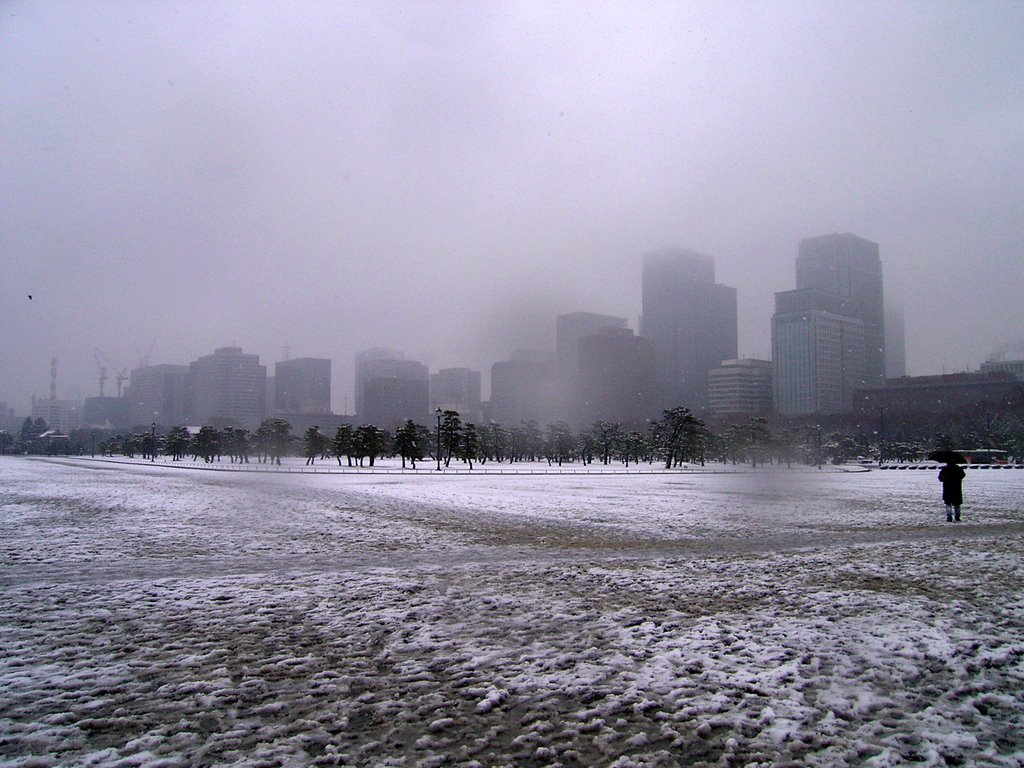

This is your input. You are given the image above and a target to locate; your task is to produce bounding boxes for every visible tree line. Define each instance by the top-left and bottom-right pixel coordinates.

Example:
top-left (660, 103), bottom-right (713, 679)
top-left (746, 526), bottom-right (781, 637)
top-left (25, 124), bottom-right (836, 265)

top-left (5, 405), bottom-right (1023, 466)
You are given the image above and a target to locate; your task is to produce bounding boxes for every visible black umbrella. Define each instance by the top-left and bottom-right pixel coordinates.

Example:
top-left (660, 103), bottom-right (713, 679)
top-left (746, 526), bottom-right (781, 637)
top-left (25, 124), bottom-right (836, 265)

top-left (928, 449), bottom-right (967, 464)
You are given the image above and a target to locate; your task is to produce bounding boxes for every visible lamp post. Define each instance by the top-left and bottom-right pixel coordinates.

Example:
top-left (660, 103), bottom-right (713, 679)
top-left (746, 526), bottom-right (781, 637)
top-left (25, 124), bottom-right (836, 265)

top-left (435, 408), bottom-right (443, 471)
top-left (878, 406), bottom-right (886, 468)
top-left (814, 424), bottom-right (822, 469)
top-left (151, 422), bottom-right (156, 463)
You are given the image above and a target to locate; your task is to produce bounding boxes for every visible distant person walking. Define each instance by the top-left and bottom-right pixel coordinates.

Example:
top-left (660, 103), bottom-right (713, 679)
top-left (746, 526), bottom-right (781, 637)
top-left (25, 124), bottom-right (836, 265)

top-left (939, 461), bottom-right (966, 522)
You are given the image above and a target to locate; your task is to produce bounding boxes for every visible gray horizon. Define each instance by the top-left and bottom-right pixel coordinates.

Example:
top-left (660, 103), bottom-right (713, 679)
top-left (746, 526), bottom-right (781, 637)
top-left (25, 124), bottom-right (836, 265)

top-left (2, 1), bottom-right (1023, 414)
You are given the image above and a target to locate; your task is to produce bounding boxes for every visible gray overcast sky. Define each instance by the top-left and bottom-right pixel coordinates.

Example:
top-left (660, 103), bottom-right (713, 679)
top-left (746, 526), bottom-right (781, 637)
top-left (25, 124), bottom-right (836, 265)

top-left (3, 1), bottom-right (1023, 415)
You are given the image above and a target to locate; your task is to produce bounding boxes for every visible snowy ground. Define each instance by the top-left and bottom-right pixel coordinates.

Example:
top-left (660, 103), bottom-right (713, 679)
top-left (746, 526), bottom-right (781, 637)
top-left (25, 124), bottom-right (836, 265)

top-left (1, 457), bottom-right (1022, 767)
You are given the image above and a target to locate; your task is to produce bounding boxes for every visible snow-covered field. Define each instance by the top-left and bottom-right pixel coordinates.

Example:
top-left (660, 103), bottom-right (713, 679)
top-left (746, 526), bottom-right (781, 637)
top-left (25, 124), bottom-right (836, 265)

top-left (1, 457), bottom-right (1022, 767)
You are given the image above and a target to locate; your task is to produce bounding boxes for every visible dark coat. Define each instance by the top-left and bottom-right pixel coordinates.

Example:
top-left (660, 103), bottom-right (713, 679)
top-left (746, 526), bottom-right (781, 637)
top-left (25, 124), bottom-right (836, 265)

top-left (939, 463), bottom-right (966, 505)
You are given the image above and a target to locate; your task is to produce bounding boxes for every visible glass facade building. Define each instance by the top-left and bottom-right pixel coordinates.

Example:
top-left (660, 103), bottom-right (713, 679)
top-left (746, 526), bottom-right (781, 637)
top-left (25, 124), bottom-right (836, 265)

top-left (772, 290), bottom-right (866, 414)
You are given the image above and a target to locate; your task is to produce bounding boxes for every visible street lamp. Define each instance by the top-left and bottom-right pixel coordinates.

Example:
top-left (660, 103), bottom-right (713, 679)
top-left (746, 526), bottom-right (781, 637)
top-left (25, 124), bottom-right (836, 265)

top-left (151, 422), bottom-right (156, 463)
top-left (878, 406), bottom-right (886, 468)
top-left (435, 408), bottom-right (443, 471)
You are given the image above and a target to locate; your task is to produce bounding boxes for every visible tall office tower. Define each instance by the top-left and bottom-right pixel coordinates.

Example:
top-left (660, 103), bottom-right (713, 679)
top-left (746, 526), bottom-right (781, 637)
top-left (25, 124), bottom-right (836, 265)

top-left (556, 312), bottom-right (629, 420)
top-left (572, 327), bottom-right (656, 429)
top-left (31, 396), bottom-right (81, 434)
top-left (129, 364), bottom-right (189, 426)
top-left (354, 348), bottom-right (405, 418)
top-left (556, 312), bottom-right (629, 382)
top-left (884, 304), bottom-right (906, 379)
top-left (489, 352), bottom-right (560, 428)
top-left (188, 347), bottom-right (267, 429)
top-left (797, 234), bottom-right (885, 387)
top-left (275, 358), bottom-right (331, 414)
top-left (355, 350), bottom-right (429, 428)
top-left (0, 402), bottom-right (16, 433)
top-left (707, 358), bottom-right (773, 416)
top-left (266, 377), bottom-right (276, 417)
top-left (362, 376), bottom-right (429, 431)
top-left (430, 367), bottom-right (482, 423)
top-left (771, 289), bottom-right (866, 414)
top-left (82, 397), bottom-right (132, 429)
top-left (641, 248), bottom-right (738, 412)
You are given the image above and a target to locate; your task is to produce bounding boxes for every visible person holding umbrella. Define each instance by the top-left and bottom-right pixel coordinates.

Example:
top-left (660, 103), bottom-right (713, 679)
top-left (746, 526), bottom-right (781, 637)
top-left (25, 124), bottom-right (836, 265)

top-left (930, 449), bottom-right (967, 522)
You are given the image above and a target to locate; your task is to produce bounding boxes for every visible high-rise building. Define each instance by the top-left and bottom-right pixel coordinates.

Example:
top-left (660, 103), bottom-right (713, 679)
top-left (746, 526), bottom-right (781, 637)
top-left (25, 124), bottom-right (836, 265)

top-left (129, 364), bottom-right (189, 426)
top-left (355, 350), bottom-right (428, 428)
top-left (489, 353), bottom-right (559, 428)
top-left (0, 402), bottom-right (19, 434)
top-left (82, 397), bottom-right (132, 429)
top-left (430, 367), bottom-right (482, 423)
top-left (641, 248), bottom-right (737, 412)
top-left (188, 347), bottom-right (267, 429)
top-left (884, 304), bottom-right (906, 379)
top-left (772, 289), bottom-right (866, 414)
top-left (556, 312), bottom-right (629, 421)
top-left (707, 359), bottom-right (773, 416)
top-left (354, 348), bottom-right (405, 418)
top-left (557, 313), bottom-right (629, 380)
top-left (275, 358), bottom-right (331, 414)
top-left (572, 327), bottom-right (656, 429)
top-left (797, 233), bottom-right (885, 387)
top-left (362, 376), bottom-right (429, 430)
top-left (31, 396), bottom-right (80, 434)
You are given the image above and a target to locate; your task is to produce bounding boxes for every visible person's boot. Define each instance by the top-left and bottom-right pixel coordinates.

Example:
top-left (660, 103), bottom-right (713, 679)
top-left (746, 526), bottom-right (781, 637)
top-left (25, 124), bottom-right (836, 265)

top-left (946, 505), bottom-right (953, 522)
top-left (955, 507), bottom-right (961, 522)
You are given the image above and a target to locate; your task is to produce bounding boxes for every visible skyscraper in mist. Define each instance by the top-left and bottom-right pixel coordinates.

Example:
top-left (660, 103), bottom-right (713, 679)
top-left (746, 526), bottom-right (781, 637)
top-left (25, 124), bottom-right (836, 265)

top-left (489, 352), bottom-right (559, 428)
top-left (772, 289), bottom-right (866, 414)
top-left (188, 347), bottom-right (267, 429)
top-left (355, 349), bottom-right (428, 428)
top-left (796, 234), bottom-right (885, 387)
top-left (556, 312), bottom-right (629, 422)
top-left (354, 348), bottom-right (405, 418)
top-left (556, 312), bottom-right (629, 384)
top-left (641, 248), bottom-right (737, 412)
top-left (275, 358), bottom-right (331, 414)
top-left (885, 304), bottom-right (906, 379)
top-left (572, 327), bottom-right (656, 429)
top-left (128, 364), bottom-right (189, 426)
top-left (430, 368), bottom-right (482, 424)
top-left (363, 376), bottom-right (429, 431)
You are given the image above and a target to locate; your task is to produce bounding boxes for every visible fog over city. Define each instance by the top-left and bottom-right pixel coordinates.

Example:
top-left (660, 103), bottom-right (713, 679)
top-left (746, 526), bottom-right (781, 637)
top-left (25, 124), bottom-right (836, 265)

top-left (2, 1), bottom-right (1023, 414)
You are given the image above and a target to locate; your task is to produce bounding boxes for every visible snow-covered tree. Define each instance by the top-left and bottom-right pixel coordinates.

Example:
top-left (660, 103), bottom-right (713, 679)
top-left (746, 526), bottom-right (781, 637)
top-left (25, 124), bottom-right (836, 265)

top-left (332, 424), bottom-right (354, 467)
top-left (164, 426), bottom-right (190, 461)
top-left (458, 422), bottom-right (480, 470)
top-left (592, 420), bottom-right (621, 465)
top-left (393, 419), bottom-right (423, 469)
top-left (302, 425), bottom-right (327, 465)
top-left (439, 410), bottom-right (462, 467)
top-left (353, 424), bottom-right (386, 467)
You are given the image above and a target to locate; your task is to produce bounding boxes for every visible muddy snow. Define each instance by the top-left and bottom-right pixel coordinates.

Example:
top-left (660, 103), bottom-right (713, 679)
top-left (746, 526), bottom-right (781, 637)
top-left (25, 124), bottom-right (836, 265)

top-left (1, 456), bottom-right (1022, 767)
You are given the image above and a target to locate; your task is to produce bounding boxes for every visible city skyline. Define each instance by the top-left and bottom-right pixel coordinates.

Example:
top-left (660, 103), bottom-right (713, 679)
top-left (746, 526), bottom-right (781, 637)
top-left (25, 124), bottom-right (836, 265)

top-left (3, 230), bottom-right (1020, 420)
top-left (3, 3), bottom-right (1023, 414)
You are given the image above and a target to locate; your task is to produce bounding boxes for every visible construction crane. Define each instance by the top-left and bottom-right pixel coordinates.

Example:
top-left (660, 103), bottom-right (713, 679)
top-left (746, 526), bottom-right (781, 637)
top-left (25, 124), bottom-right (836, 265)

top-left (95, 349), bottom-right (130, 398)
top-left (92, 351), bottom-right (108, 397)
